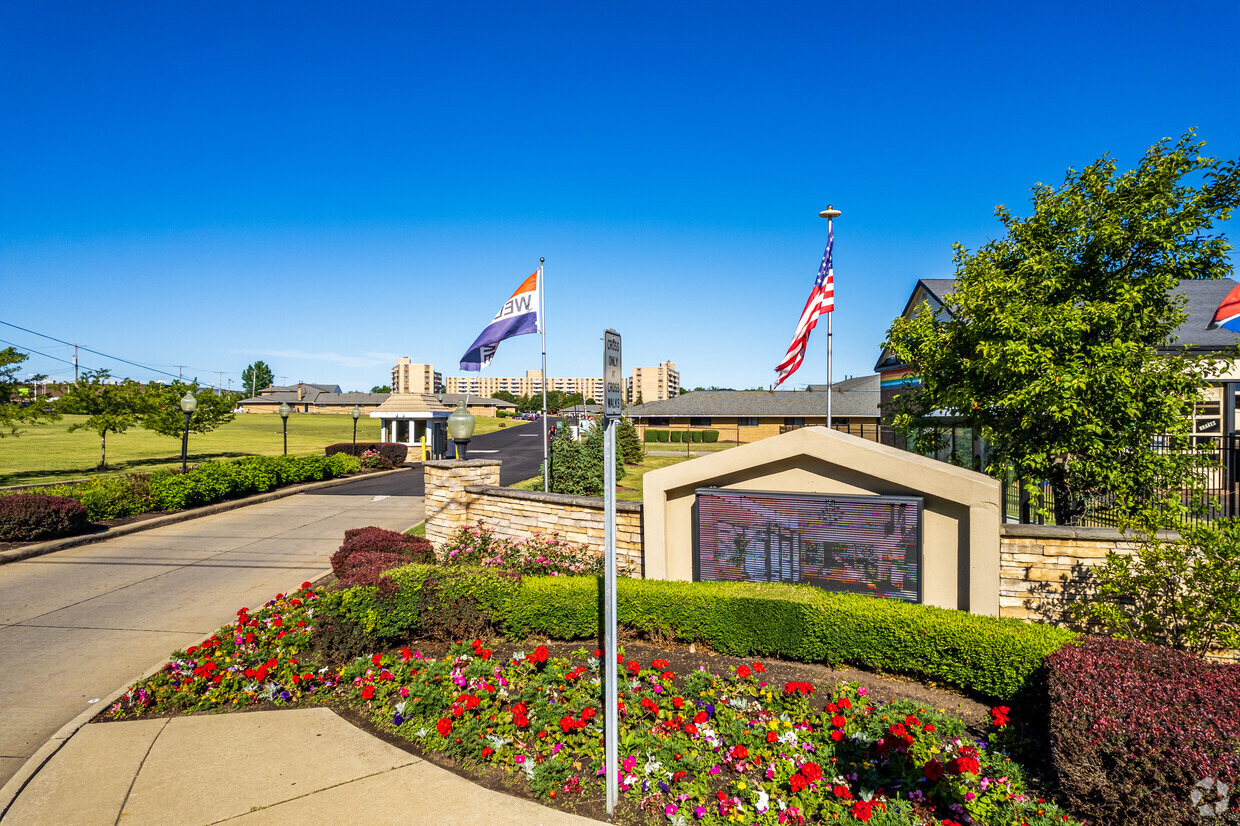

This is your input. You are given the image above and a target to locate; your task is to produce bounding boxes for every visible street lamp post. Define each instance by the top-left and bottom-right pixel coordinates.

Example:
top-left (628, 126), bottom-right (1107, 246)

top-left (179, 391), bottom-right (197, 473)
top-left (351, 405), bottom-right (361, 456)
top-left (446, 399), bottom-right (476, 460)
top-left (279, 402), bottom-right (291, 455)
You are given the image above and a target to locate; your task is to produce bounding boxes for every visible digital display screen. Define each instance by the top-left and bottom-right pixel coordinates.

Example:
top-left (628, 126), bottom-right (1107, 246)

top-left (693, 488), bottom-right (922, 603)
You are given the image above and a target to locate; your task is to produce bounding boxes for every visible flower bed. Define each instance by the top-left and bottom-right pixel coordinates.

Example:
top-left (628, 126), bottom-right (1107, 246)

top-left (342, 643), bottom-right (1078, 825)
top-left (440, 523), bottom-right (605, 576)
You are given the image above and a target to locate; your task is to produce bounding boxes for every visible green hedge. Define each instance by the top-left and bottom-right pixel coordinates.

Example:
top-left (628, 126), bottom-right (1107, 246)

top-left (670, 431), bottom-right (682, 443)
top-left (689, 430), bottom-right (702, 443)
top-left (703, 430), bottom-right (719, 443)
top-left (656, 430), bottom-right (669, 443)
top-left (322, 567), bottom-right (1075, 701)
top-left (505, 578), bottom-right (1075, 701)
top-left (6, 453), bottom-right (361, 521)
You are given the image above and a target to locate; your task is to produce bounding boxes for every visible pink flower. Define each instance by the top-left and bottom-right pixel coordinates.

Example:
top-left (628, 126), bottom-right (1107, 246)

top-left (665, 804), bottom-right (678, 816)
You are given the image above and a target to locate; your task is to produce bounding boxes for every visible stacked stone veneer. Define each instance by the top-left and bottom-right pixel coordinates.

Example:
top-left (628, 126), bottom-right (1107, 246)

top-left (423, 460), bottom-right (643, 576)
top-left (998, 524), bottom-right (1168, 622)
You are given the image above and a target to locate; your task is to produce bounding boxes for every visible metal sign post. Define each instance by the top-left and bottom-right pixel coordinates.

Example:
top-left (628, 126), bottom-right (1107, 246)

top-left (602, 328), bottom-right (621, 814)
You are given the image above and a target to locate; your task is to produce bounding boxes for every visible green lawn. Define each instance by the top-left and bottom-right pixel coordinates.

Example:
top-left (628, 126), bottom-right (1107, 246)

top-left (0, 413), bottom-right (389, 487)
top-left (508, 454), bottom-right (691, 502)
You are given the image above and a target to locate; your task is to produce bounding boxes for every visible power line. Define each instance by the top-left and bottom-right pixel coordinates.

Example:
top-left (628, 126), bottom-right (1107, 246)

top-left (0, 336), bottom-right (99, 372)
top-left (0, 319), bottom-right (226, 389)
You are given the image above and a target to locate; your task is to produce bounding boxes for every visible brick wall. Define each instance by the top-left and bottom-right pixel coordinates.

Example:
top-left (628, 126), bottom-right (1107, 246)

top-left (422, 460), bottom-right (643, 576)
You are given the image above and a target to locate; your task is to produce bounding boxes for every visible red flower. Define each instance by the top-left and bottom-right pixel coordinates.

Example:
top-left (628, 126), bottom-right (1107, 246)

top-left (731, 744), bottom-right (748, 760)
top-left (830, 730), bottom-right (843, 742)
top-left (752, 662), bottom-right (765, 673)
top-left (300, 581), bottom-right (312, 589)
top-left (529, 645), bottom-right (549, 665)
top-left (766, 730), bottom-right (778, 743)
top-left (789, 773), bottom-right (808, 793)
top-left (850, 800), bottom-right (874, 822)
top-left (400, 648), bottom-right (412, 661)
top-left (627, 660), bottom-right (640, 675)
top-left (580, 707), bottom-right (596, 721)
top-left (832, 784), bottom-right (851, 799)
top-left (800, 762), bottom-right (822, 782)
top-left (661, 671), bottom-right (675, 681)
top-left (948, 755), bottom-right (980, 776)
top-left (482, 747), bottom-right (494, 758)
top-left (991, 705), bottom-right (1010, 728)
top-left (436, 717), bottom-right (452, 737)
top-left (371, 654), bottom-right (382, 666)
top-left (831, 715), bottom-right (847, 728)
top-left (672, 696), bottom-right (684, 709)
top-left (736, 665), bottom-right (751, 679)
top-left (694, 712), bottom-right (708, 724)
top-left (652, 659), bottom-right (670, 669)
top-left (837, 697), bottom-right (851, 710)
top-left (924, 759), bottom-right (944, 781)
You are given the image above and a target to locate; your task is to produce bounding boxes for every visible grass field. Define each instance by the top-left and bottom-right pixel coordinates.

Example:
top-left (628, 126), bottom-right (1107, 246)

top-left (0, 412), bottom-right (513, 487)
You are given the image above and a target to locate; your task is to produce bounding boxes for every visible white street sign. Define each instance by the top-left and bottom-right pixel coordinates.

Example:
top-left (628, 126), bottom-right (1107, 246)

top-left (604, 329), bottom-right (622, 417)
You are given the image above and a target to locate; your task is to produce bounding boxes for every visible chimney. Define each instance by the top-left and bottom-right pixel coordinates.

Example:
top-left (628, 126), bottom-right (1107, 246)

top-left (298, 385), bottom-right (304, 401)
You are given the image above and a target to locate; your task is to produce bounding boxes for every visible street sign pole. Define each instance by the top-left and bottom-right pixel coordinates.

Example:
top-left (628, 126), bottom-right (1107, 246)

top-left (602, 328), bottom-right (621, 814)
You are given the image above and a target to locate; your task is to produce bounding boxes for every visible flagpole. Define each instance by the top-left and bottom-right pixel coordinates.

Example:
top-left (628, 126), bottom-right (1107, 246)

top-left (539, 258), bottom-right (549, 493)
top-left (819, 206), bottom-right (841, 430)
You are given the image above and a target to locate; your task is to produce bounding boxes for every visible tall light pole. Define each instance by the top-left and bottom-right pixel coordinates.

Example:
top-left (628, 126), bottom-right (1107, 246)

top-left (279, 402), bottom-right (291, 455)
top-left (351, 405), bottom-right (361, 456)
top-left (179, 391), bottom-right (197, 473)
top-left (818, 205), bottom-right (841, 429)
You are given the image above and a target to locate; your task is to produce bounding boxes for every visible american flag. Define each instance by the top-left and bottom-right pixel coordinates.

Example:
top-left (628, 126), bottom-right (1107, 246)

top-left (774, 225), bottom-right (834, 388)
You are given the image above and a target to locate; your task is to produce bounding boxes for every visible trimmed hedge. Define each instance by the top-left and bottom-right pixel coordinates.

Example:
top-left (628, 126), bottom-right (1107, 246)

top-left (0, 494), bottom-right (90, 541)
top-left (703, 429), bottom-right (719, 443)
top-left (332, 526), bottom-right (436, 574)
top-left (325, 442), bottom-right (408, 465)
top-left (670, 431), bottom-right (682, 443)
top-left (1047, 636), bottom-right (1240, 825)
top-left (655, 430), bottom-right (669, 442)
top-left (689, 430), bottom-right (702, 443)
top-left (319, 567), bottom-right (1074, 701)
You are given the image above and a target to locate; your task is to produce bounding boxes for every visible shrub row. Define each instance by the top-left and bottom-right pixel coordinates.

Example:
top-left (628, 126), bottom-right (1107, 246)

top-left (643, 429), bottom-right (720, 443)
top-left (1047, 636), bottom-right (1240, 825)
top-left (324, 442), bottom-right (408, 465)
top-left (0, 494), bottom-right (90, 541)
top-left (3, 453), bottom-right (361, 526)
top-left (317, 567), bottom-right (1073, 701)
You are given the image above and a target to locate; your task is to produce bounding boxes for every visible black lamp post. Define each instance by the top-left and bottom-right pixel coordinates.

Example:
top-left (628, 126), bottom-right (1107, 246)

top-left (351, 404), bottom-right (361, 455)
top-left (446, 399), bottom-right (476, 460)
top-left (179, 391), bottom-right (197, 473)
top-left (279, 401), bottom-right (290, 455)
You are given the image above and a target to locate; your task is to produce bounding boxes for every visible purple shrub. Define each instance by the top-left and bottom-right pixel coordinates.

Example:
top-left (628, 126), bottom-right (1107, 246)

top-left (1047, 636), bottom-right (1240, 825)
top-left (0, 494), bottom-right (90, 541)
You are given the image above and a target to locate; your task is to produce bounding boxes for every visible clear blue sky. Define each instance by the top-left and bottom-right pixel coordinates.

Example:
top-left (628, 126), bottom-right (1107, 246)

top-left (2, 1), bottom-right (1238, 394)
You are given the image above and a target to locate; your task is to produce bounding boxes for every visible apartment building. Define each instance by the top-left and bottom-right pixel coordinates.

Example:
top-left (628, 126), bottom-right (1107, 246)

top-left (443, 370), bottom-right (605, 400)
top-left (628, 361), bottom-right (680, 403)
top-left (391, 357), bottom-right (442, 395)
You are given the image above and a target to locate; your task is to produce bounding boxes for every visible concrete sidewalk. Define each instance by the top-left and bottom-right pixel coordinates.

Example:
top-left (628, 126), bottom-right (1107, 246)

top-left (2, 708), bottom-right (603, 825)
top-left (0, 484), bottom-right (424, 794)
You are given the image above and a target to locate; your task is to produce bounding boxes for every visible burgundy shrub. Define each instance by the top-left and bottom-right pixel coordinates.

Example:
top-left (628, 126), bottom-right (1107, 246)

top-left (324, 442), bottom-right (408, 465)
top-left (0, 494), bottom-right (90, 541)
top-left (1047, 635), bottom-right (1240, 825)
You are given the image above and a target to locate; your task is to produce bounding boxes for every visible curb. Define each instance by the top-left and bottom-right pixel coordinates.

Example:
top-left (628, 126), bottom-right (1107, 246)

top-left (0, 467), bottom-right (413, 566)
top-left (0, 566), bottom-right (335, 822)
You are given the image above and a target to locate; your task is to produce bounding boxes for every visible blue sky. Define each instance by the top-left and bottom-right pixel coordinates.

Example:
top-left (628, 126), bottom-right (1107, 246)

top-left (2, 1), bottom-right (1238, 394)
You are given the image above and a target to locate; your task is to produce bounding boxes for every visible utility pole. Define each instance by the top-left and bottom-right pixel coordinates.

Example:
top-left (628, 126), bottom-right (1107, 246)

top-left (73, 345), bottom-right (78, 381)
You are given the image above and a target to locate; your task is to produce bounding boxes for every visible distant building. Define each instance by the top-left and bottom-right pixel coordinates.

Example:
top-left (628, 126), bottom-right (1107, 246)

top-left (391, 358), bottom-right (442, 395)
top-left (627, 375), bottom-right (884, 444)
top-left (444, 370), bottom-right (604, 400)
top-left (628, 361), bottom-right (679, 403)
top-left (239, 383), bottom-right (388, 415)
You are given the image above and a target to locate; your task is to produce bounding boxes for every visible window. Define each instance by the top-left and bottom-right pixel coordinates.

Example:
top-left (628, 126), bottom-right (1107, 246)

top-left (784, 417), bottom-right (805, 427)
top-left (737, 417), bottom-right (759, 427)
top-left (648, 417), bottom-right (669, 426)
top-left (690, 417), bottom-right (712, 427)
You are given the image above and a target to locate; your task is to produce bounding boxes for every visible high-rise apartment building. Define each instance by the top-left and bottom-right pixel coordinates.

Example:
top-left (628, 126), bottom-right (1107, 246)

top-left (443, 370), bottom-right (605, 400)
top-left (629, 361), bottom-right (679, 403)
top-left (390, 357), bottom-right (442, 395)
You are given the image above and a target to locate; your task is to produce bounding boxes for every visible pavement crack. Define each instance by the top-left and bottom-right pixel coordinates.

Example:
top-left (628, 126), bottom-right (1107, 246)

top-left (207, 763), bottom-right (418, 824)
top-left (114, 717), bottom-right (169, 826)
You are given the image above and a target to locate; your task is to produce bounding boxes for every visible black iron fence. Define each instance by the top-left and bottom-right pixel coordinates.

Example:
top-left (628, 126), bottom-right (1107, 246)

top-left (1000, 435), bottom-right (1240, 527)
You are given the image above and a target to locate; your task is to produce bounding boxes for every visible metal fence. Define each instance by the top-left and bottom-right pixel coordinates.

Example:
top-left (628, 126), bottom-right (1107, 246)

top-left (999, 435), bottom-right (1240, 527)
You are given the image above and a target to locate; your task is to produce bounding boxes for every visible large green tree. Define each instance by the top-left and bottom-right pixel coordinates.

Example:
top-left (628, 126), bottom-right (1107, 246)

top-left (883, 132), bottom-right (1240, 528)
top-left (0, 348), bottom-right (59, 437)
top-left (57, 370), bottom-right (144, 468)
top-left (241, 361), bottom-right (275, 396)
top-left (140, 382), bottom-right (237, 439)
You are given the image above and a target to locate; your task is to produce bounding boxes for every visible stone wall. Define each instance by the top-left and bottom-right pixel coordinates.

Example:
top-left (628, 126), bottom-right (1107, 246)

top-left (422, 460), bottom-right (643, 576)
top-left (998, 524), bottom-right (1172, 622)
top-left (423, 460), bottom-right (501, 548)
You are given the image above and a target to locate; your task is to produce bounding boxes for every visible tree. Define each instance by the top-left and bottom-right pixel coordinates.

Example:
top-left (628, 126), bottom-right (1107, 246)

top-left (883, 132), bottom-right (1240, 528)
top-left (140, 382), bottom-right (237, 439)
top-left (617, 416), bottom-right (645, 464)
top-left (0, 348), bottom-right (59, 437)
top-left (57, 370), bottom-right (144, 468)
top-left (370, 385), bottom-right (391, 393)
top-left (241, 361), bottom-right (275, 396)
top-left (548, 421), bottom-right (625, 496)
